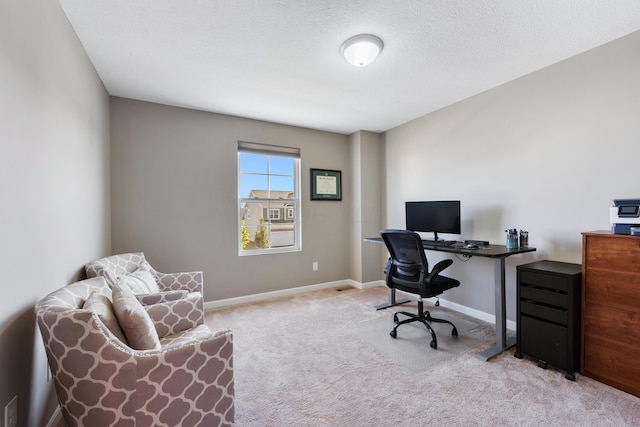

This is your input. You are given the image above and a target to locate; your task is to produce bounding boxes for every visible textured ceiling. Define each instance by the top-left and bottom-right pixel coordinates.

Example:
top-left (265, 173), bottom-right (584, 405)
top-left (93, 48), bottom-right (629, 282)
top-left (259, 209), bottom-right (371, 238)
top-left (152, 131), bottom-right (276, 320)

top-left (59, 0), bottom-right (640, 135)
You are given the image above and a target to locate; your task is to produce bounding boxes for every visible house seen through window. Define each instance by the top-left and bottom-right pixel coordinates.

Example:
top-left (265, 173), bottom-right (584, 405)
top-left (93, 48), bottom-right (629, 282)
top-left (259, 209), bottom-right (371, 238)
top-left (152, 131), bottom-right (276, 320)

top-left (238, 141), bottom-right (300, 255)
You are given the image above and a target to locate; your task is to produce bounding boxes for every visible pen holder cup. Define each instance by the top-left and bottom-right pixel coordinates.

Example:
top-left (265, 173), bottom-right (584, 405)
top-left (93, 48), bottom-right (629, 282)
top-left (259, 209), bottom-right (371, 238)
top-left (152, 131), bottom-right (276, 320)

top-left (506, 235), bottom-right (518, 249)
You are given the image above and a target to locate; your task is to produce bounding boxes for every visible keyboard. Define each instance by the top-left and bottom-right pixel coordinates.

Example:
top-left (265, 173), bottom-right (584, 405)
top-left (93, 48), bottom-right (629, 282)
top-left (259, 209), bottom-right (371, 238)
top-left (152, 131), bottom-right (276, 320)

top-left (422, 240), bottom-right (457, 246)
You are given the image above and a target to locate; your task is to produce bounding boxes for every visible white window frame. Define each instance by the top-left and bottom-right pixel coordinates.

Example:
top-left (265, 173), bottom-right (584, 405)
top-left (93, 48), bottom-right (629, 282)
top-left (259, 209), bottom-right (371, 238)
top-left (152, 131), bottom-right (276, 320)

top-left (238, 141), bottom-right (301, 256)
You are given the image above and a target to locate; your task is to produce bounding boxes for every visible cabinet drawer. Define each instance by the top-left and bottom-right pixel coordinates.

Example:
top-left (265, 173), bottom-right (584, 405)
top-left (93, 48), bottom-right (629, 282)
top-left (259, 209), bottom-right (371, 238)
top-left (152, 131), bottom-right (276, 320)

top-left (584, 269), bottom-right (640, 312)
top-left (520, 315), bottom-right (567, 369)
top-left (521, 301), bottom-right (567, 325)
top-left (583, 335), bottom-right (640, 397)
top-left (583, 302), bottom-right (640, 345)
top-left (520, 285), bottom-right (567, 308)
top-left (520, 270), bottom-right (568, 292)
top-left (584, 235), bottom-right (640, 274)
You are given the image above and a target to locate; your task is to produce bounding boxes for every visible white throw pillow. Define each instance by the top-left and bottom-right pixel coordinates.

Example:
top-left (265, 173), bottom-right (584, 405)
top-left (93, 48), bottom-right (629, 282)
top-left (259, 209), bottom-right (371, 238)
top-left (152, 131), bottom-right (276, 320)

top-left (118, 268), bottom-right (159, 295)
top-left (111, 282), bottom-right (161, 350)
top-left (83, 291), bottom-right (128, 344)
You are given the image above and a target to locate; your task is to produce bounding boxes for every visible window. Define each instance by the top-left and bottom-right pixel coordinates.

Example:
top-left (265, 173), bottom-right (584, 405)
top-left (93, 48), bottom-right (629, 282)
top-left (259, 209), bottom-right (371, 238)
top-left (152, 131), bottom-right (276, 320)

top-left (268, 208), bottom-right (280, 220)
top-left (238, 141), bottom-right (301, 255)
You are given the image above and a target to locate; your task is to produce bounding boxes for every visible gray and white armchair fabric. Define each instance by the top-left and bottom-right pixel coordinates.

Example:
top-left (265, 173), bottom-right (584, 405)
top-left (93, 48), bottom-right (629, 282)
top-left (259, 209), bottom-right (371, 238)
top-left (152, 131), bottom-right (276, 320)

top-left (35, 276), bottom-right (234, 426)
top-left (85, 252), bottom-right (203, 296)
top-left (85, 252), bottom-right (206, 329)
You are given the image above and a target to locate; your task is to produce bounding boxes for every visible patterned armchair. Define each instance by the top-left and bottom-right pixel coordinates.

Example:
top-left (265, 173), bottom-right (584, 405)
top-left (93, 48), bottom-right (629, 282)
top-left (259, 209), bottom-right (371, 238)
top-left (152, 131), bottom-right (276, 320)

top-left (85, 252), bottom-right (203, 295)
top-left (35, 277), bottom-right (234, 426)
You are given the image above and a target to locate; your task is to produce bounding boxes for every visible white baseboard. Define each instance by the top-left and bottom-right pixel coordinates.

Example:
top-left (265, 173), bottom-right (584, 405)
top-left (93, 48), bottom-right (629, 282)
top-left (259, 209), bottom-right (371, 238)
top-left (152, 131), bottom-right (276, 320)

top-left (204, 279), bottom-right (358, 310)
top-left (204, 281), bottom-right (513, 330)
top-left (430, 296), bottom-right (516, 331)
top-left (46, 406), bottom-right (62, 427)
top-left (358, 279), bottom-right (385, 289)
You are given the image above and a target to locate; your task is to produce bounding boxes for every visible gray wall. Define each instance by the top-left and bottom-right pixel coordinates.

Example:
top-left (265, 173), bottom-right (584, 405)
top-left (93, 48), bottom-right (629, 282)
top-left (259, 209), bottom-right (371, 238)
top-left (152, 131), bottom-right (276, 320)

top-left (383, 30), bottom-right (640, 322)
top-left (3, 0), bottom-right (639, 423)
top-left (110, 98), bottom-right (352, 301)
top-left (349, 131), bottom-right (385, 284)
top-left (0, 0), bottom-right (110, 426)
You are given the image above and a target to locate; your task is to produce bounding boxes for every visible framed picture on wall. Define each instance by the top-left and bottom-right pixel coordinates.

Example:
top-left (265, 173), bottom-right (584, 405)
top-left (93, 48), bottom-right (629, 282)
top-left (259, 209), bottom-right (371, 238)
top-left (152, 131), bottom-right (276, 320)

top-left (310, 169), bottom-right (342, 201)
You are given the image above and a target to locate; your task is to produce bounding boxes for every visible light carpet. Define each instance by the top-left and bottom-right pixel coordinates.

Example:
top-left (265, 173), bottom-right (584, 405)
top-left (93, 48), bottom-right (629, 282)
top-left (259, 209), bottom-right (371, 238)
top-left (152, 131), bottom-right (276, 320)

top-left (351, 310), bottom-right (485, 373)
top-left (206, 286), bottom-right (640, 427)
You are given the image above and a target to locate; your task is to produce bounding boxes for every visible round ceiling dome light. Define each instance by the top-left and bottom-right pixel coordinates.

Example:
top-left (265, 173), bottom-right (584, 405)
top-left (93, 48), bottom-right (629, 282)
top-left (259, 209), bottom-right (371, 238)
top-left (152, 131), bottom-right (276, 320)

top-left (341, 34), bottom-right (384, 67)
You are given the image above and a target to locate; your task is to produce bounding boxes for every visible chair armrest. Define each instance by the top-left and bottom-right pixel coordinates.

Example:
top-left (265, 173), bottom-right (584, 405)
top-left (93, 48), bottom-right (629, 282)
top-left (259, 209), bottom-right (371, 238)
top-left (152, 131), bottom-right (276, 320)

top-left (135, 329), bottom-right (234, 425)
top-left (136, 290), bottom-right (188, 306)
top-left (159, 329), bottom-right (233, 358)
top-left (155, 271), bottom-right (203, 294)
top-left (427, 259), bottom-right (454, 281)
top-left (144, 293), bottom-right (204, 338)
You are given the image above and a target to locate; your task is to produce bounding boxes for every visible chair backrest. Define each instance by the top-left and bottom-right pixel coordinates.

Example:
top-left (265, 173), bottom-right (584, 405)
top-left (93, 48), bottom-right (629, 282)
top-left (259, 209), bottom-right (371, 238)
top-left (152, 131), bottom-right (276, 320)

top-left (35, 276), bottom-right (111, 312)
top-left (380, 229), bottom-right (429, 278)
top-left (35, 277), bottom-right (139, 424)
top-left (85, 252), bottom-right (152, 278)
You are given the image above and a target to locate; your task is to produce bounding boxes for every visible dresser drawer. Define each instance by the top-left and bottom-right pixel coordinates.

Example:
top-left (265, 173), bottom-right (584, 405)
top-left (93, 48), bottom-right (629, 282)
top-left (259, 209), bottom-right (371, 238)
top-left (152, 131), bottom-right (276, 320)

top-left (583, 334), bottom-right (640, 397)
top-left (583, 302), bottom-right (640, 345)
top-left (584, 235), bottom-right (640, 274)
top-left (584, 269), bottom-right (640, 312)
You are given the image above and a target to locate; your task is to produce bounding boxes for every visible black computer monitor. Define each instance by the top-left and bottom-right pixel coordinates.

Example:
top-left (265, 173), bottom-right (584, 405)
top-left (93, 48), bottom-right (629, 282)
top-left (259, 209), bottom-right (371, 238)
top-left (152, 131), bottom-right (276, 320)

top-left (405, 200), bottom-right (461, 241)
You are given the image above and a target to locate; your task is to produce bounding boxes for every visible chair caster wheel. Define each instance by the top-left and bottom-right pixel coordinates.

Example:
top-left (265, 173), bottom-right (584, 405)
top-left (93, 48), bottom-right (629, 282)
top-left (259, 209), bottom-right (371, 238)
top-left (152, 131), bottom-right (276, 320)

top-left (430, 341), bottom-right (437, 349)
top-left (538, 360), bottom-right (548, 369)
top-left (514, 352), bottom-right (523, 359)
top-left (390, 330), bottom-right (397, 338)
top-left (435, 300), bottom-right (440, 307)
top-left (452, 328), bottom-right (458, 337)
top-left (393, 314), bottom-right (399, 323)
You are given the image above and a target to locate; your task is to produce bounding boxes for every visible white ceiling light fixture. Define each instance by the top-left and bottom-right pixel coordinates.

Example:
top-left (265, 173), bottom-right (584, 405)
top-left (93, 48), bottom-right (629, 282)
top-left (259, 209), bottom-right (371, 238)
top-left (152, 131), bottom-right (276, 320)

top-left (341, 34), bottom-right (384, 67)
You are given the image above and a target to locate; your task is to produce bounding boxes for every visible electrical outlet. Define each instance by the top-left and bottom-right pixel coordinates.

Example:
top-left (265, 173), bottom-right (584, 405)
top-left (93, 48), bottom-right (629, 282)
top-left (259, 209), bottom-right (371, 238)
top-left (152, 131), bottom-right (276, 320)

top-left (312, 261), bottom-right (318, 271)
top-left (4, 395), bottom-right (17, 427)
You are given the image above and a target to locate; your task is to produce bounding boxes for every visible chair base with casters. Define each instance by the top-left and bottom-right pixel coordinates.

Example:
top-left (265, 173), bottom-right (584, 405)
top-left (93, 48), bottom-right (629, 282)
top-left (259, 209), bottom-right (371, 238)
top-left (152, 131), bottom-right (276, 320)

top-left (390, 297), bottom-right (458, 349)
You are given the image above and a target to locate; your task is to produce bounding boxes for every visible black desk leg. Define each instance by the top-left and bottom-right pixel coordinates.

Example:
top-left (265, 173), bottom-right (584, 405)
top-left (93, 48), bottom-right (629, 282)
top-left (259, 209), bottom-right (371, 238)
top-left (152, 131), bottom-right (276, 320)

top-left (373, 288), bottom-right (410, 311)
top-left (475, 257), bottom-right (516, 361)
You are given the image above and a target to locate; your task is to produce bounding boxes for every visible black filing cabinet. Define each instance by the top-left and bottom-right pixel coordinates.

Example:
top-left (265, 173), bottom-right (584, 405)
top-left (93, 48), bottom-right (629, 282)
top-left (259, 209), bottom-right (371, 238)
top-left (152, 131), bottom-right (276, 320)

top-left (514, 260), bottom-right (582, 380)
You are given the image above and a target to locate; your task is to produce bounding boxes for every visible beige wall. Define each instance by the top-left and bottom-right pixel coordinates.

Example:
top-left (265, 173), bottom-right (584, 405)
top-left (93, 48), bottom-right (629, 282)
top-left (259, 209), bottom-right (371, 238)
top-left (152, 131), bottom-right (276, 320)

top-left (110, 98), bottom-right (352, 300)
top-left (349, 131), bottom-right (385, 284)
top-left (0, 0), bottom-right (110, 425)
top-left (383, 30), bottom-right (640, 320)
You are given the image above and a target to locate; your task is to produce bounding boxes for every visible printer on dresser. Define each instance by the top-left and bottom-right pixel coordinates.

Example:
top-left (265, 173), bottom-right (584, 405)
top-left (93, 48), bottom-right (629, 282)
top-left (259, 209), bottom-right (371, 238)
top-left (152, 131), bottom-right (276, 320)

top-left (582, 231), bottom-right (640, 398)
top-left (610, 198), bottom-right (640, 235)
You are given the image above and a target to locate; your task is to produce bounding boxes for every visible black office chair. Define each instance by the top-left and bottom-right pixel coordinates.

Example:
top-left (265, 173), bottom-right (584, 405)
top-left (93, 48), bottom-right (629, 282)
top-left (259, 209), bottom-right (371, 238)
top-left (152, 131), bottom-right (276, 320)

top-left (381, 229), bottom-right (460, 349)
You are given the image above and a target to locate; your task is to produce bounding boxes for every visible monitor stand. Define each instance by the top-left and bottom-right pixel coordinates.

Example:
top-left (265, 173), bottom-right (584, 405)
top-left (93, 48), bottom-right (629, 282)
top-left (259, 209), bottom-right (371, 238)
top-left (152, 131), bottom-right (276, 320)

top-left (422, 231), bottom-right (444, 243)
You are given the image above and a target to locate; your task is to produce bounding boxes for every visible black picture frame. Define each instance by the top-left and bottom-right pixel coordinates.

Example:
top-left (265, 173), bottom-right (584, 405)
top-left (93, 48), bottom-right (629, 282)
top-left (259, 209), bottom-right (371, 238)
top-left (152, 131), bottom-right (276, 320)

top-left (310, 169), bottom-right (342, 201)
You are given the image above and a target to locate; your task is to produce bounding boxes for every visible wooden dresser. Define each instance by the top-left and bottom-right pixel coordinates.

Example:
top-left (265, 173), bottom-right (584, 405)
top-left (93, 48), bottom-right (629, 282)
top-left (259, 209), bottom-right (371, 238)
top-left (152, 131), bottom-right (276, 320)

top-left (582, 231), bottom-right (640, 397)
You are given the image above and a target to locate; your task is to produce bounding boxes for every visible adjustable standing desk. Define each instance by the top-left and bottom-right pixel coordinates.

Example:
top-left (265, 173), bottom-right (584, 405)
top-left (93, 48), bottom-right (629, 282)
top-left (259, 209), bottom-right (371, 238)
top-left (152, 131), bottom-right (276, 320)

top-left (364, 238), bottom-right (536, 361)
